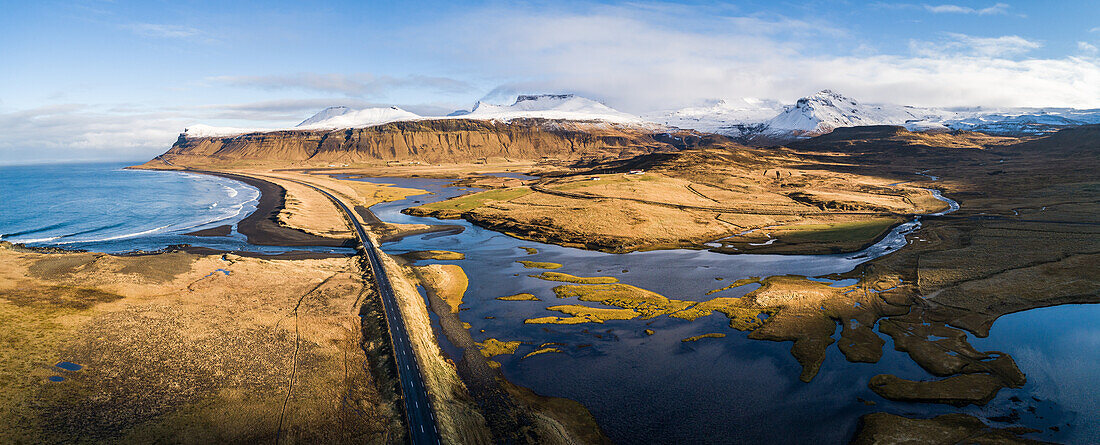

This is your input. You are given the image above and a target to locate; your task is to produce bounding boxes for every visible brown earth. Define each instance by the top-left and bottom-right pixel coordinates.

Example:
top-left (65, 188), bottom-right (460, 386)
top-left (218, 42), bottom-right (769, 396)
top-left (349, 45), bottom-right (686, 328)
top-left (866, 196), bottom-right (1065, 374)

top-left (406, 137), bottom-right (952, 253)
top-left (0, 244), bottom-right (398, 443)
top-left (146, 119), bottom-right (705, 167)
top-left (135, 123), bottom-right (1098, 441)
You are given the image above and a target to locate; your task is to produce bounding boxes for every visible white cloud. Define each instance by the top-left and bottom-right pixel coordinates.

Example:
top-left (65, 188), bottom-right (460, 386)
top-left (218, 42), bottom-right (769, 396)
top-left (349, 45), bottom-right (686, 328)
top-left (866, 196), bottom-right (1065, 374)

top-left (0, 97), bottom-right (466, 163)
top-left (208, 73), bottom-right (473, 97)
top-left (911, 33), bottom-right (1042, 57)
top-left (1080, 41), bottom-right (1099, 55)
top-left (421, 7), bottom-right (1093, 110)
top-left (124, 23), bottom-right (202, 39)
top-left (0, 104), bottom-right (189, 163)
top-left (923, 3), bottom-right (1010, 15)
top-left (6, 3), bottom-right (1100, 162)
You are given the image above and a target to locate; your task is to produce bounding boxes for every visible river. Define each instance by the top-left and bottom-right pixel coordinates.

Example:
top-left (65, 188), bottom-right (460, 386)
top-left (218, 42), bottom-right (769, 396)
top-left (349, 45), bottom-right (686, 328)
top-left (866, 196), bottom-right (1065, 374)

top-left (344, 173), bottom-right (1097, 444)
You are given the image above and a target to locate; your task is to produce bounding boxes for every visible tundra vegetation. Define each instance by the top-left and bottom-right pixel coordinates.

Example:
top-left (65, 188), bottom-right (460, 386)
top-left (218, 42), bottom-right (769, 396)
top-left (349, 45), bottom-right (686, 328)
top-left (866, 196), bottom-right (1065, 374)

top-left (127, 122), bottom-right (1100, 442)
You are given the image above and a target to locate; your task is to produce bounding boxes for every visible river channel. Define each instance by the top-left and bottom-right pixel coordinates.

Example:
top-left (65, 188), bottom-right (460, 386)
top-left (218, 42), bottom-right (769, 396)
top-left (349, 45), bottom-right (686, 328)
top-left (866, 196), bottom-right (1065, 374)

top-left (345, 174), bottom-right (1092, 444)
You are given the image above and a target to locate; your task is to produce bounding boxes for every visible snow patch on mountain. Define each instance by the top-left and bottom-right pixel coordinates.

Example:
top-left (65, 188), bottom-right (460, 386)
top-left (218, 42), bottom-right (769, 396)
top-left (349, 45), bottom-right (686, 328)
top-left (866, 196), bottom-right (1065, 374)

top-left (296, 106), bottom-right (421, 130)
top-left (761, 90), bottom-right (958, 137)
top-left (459, 94), bottom-right (645, 124)
top-left (643, 98), bottom-right (784, 134)
top-left (182, 124), bottom-right (274, 138)
top-left (180, 94), bottom-right (652, 138)
top-left (297, 106), bottom-right (352, 126)
top-left (656, 90), bottom-right (1100, 140)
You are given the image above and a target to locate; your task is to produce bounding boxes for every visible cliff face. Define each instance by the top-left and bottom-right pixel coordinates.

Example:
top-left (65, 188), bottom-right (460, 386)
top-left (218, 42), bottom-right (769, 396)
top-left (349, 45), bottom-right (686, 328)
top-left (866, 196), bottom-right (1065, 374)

top-left (160, 119), bottom-right (707, 165)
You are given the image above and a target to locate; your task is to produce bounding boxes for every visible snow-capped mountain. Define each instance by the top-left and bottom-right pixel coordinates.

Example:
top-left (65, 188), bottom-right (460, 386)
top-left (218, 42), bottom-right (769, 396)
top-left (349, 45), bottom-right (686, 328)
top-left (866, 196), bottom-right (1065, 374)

top-left (656, 90), bottom-right (1100, 141)
top-left (760, 90), bottom-right (957, 137)
top-left (461, 94), bottom-right (644, 124)
top-left (944, 109), bottom-right (1100, 135)
top-left (180, 91), bottom-right (1100, 141)
top-left (295, 106), bottom-right (421, 130)
top-left (180, 94), bottom-right (648, 138)
top-left (643, 98), bottom-right (784, 134)
top-left (296, 106), bottom-right (352, 126)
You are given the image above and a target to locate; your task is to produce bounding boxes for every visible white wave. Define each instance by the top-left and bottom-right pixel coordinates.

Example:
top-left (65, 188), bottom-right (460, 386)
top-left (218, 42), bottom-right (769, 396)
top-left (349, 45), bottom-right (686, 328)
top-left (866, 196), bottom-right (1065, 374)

top-left (57, 224), bottom-right (173, 244)
top-left (7, 235), bottom-right (63, 243)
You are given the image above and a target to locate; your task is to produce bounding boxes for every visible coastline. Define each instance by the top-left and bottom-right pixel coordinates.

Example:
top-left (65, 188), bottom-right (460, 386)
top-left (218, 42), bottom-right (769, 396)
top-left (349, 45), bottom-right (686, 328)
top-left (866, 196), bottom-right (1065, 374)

top-left (182, 170), bottom-right (355, 248)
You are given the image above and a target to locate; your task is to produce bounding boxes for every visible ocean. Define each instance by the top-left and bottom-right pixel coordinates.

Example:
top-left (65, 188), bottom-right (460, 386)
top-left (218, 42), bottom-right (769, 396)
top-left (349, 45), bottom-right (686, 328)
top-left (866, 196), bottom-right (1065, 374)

top-left (0, 162), bottom-right (343, 254)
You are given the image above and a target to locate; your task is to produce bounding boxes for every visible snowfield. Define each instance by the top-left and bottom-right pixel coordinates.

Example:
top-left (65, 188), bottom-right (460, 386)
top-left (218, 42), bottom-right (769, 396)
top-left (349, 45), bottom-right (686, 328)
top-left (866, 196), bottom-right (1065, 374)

top-left (456, 94), bottom-right (645, 124)
top-left (295, 106), bottom-right (421, 130)
top-left (180, 91), bottom-right (1100, 140)
top-left (653, 90), bottom-right (1100, 140)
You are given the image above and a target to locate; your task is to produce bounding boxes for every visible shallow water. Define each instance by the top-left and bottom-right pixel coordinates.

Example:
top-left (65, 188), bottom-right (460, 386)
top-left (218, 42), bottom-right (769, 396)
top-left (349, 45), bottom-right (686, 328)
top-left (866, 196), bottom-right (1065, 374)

top-left (352, 175), bottom-right (1086, 444)
top-left (54, 361), bottom-right (83, 372)
top-left (0, 162), bottom-right (350, 255)
top-left (970, 304), bottom-right (1100, 443)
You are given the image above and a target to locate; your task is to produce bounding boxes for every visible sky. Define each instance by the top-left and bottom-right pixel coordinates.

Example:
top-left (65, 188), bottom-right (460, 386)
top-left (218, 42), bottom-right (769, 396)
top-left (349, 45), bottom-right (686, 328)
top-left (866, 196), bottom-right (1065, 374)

top-left (1, 0), bottom-right (1099, 164)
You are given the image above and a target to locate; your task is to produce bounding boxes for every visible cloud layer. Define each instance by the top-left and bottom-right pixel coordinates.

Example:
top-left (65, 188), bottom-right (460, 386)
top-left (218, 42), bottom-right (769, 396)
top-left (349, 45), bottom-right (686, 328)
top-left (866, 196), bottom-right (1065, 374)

top-left (209, 73), bottom-right (473, 97)
top-left (924, 3), bottom-right (1011, 15)
top-left (5, 2), bottom-right (1100, 162)
top-left (428, 6), bottom-right (1099, 111)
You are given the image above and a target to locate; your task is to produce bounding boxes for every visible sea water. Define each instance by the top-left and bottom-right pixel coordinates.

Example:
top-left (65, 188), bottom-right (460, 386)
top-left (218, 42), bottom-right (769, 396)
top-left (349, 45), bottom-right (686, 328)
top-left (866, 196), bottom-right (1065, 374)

top-left (0, 162), bottom-right (346, 254)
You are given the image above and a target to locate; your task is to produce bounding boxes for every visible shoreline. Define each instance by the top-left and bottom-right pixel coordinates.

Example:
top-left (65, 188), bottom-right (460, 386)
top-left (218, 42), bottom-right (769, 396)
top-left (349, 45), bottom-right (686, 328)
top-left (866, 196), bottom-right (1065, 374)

top-left (183, 170), bottom-right (355, 247)
top-left (7, 165), bottom-right (356, 259)
top-left (1, 241), bottom-right (349, 260)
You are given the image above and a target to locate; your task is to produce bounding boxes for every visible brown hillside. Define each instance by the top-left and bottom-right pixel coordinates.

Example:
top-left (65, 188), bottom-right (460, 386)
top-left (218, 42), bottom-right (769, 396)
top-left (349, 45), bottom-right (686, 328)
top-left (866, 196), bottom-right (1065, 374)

top-left (154, 119), bottom-right (708, 167)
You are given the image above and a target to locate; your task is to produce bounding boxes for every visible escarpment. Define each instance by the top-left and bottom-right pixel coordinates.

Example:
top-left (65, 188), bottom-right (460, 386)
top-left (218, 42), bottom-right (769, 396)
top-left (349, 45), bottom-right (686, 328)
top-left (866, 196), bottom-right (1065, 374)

top-left (160, 119), bottom-right (709, 166)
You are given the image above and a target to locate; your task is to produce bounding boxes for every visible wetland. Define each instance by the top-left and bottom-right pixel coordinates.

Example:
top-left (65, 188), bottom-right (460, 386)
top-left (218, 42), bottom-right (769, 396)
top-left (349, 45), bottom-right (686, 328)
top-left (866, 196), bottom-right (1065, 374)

top-left (342, 125), bottom-right (1100, 443)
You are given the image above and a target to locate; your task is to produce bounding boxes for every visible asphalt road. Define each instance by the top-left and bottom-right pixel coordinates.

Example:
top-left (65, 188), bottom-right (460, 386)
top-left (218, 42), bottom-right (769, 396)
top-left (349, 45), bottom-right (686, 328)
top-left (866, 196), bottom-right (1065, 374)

top-left (296, 181), bottom-right (443, 445)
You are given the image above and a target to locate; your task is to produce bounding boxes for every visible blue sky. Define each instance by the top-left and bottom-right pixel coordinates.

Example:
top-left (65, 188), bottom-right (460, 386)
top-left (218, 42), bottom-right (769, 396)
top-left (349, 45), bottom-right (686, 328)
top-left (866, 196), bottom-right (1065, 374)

top-left (2, 0), bottom-right (1099, 163)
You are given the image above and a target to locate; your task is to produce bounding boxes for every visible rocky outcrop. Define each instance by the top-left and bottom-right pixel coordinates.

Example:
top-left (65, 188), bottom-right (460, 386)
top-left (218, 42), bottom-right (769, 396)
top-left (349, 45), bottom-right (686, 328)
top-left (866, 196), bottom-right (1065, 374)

top-left (158, 119), bottom-right (706, 165)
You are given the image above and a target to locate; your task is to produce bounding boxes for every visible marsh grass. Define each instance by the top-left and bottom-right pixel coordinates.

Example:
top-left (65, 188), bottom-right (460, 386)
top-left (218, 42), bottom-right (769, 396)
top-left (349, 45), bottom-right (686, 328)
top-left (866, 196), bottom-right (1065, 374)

top-left (521, 347), bottom-right (563, 360)
top-left (475, 338), bottom-right (522, 357)
top-left (516, 261), bottom-right (562, 270)
top-left (530, 272), bottom-right (618, 284)
top-left (496, 293), bottom-right (541, 301)
top-left (682, 333), bottom-right (726, 342)
top-left (418, 187), bottom-right (532, 211)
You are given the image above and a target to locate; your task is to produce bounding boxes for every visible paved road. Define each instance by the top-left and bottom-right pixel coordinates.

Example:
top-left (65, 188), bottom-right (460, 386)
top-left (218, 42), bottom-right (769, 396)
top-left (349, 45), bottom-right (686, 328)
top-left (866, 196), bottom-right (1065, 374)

top-left (295, 181), bottom-right (442, 445)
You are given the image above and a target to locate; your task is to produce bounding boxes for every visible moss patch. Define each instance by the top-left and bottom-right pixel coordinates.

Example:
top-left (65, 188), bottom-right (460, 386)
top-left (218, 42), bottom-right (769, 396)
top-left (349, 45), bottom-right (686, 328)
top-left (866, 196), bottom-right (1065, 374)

top-left (496, 293), bottom-right (541, 301)
top-left (399, 250), bottom-right (465, 261)
top-left (521, 347), bottom-right (563, 360)
top-left (682, 333), bottom-right (726, 342)
top-left (417, 187), bottom-right (532, 212)
top-left (530, 272), bottom-right (619, 284)
top-left (705, 277), bottom-right (761, 295)
top-left (525, 305), bottom-right (639, 324)
top-left (552, 284), bottom-right (693, 319)
top-left (670, 299), bottom-right (772, 331)
top-left (476, 338), bottom-right (522, 358)
top-left (516, 261), bottom-right (562, 270)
